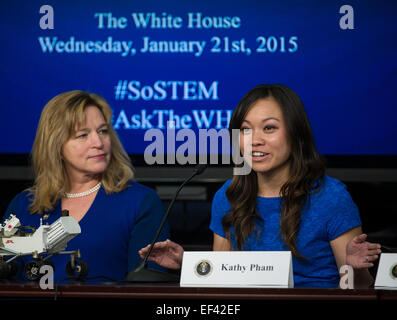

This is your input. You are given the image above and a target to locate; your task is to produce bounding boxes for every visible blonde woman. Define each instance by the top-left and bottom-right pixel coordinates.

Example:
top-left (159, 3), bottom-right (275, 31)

top-left (3, 91), bottom-right (168, 282)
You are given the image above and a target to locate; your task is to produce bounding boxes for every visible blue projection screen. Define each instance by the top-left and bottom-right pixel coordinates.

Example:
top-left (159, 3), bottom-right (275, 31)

top-left (0, 0), bottom-right (396, 163)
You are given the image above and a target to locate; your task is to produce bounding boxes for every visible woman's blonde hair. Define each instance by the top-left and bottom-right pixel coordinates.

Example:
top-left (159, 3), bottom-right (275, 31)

top-left (28, 90), bottom-right (134, 214)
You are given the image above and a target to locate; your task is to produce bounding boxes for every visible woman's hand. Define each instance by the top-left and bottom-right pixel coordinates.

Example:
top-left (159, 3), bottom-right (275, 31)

top-left (139, 239), bottom-right (184, 270)
top-left (346, 234), bottom-right (381, 269)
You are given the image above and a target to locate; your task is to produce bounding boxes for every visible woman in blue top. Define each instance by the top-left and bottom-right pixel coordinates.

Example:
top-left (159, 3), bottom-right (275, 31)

top-left (2, 90), bottom-right (168, 282)
top-left (140, 84), bottom-right (381, 288)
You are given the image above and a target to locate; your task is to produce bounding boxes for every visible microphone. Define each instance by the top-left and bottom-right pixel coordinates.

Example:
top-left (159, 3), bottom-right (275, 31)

top-left (125, 164), bottom-right (208, 282)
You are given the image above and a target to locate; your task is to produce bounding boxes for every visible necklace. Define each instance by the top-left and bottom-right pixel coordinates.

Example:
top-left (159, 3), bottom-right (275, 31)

top-left (64, 182), bottom-right (101, 198)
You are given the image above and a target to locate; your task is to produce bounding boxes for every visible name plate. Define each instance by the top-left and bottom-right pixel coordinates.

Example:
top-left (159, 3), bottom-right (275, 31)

top-left (180, 251), bottom-right (293, 288)
top-left (375, 253), bottom-right (397, 290)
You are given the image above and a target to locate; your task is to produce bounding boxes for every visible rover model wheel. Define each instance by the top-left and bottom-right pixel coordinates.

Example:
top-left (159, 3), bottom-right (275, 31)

top-left (7, 260), bottom-right (19, 278)
top-left (0, 260), bottom-right (11, 279)
top-left (24, 260), bottom-right (43, 281)
top-left (65, 259), bottom-right (89, 279)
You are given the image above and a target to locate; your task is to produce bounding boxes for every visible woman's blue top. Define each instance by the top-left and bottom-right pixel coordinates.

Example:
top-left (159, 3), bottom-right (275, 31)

top-left (210, 175), bottom-right (361, 288)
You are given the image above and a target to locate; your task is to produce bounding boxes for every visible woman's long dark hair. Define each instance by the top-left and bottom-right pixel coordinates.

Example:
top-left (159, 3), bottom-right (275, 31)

top-left (223, 84), bottom-right (325, 258)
